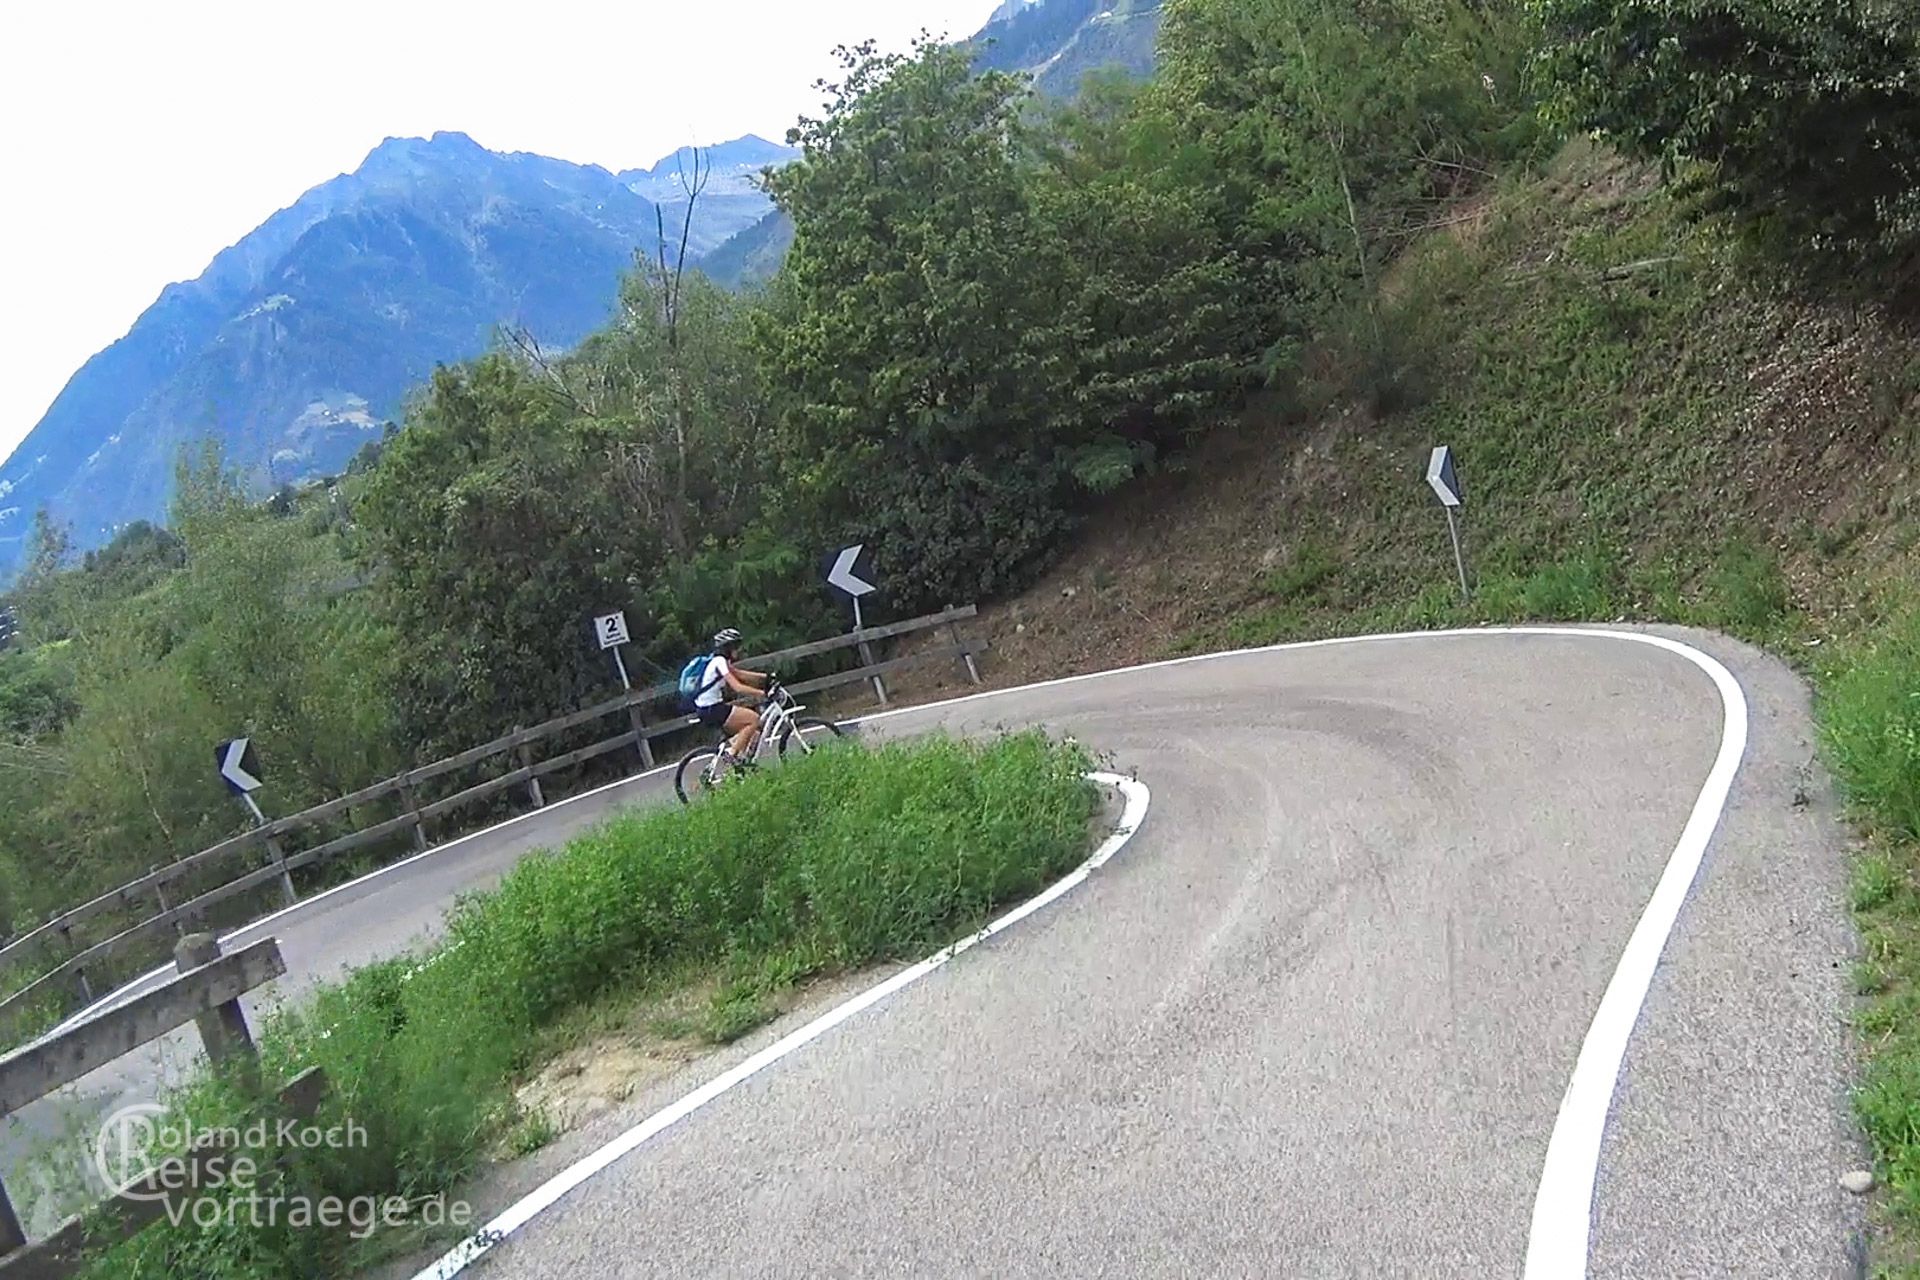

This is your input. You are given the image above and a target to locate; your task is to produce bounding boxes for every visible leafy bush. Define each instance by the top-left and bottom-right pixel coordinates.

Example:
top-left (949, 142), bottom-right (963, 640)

top-left (0, 647), bottom-right (77, 740)
top-left (1702, 540), bottom-right (1791, 635)
top-left (1533, 0), bottom-right (1920, 261)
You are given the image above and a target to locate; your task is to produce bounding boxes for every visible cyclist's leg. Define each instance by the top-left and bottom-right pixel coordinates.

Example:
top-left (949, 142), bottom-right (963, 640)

top-left (724, 705), bottom-right (760, 759)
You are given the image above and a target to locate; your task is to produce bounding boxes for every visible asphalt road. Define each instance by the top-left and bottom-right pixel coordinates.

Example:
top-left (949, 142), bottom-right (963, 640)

top-left (4, 628), bottom-right (1866, 1276)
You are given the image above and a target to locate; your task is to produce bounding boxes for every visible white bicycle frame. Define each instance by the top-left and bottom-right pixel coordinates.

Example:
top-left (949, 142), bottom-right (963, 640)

top-left (720, 684), bottom-right (812, 767)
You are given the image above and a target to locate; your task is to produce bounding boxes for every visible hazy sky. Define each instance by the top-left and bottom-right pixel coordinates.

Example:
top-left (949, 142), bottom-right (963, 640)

top-left (0, 0), bottom-right (1006, 465)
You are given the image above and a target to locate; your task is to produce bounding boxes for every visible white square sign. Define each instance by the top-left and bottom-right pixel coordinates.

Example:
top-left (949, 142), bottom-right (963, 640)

top-left (594, 611), bottom-right (630, 650)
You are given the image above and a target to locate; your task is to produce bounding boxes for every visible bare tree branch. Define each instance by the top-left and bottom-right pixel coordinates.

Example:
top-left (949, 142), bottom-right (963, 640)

top-left (501, 324), bottom-right (600, 417)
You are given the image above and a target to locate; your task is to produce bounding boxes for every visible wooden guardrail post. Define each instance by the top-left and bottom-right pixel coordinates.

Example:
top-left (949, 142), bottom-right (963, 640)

top-left (0, 1177), bottom-right (24, 1254)
top-left (945, 606), bottom-right (982, 685)
top-left (150, 866), bottom-right (183, 938)
top-left (262, 831), bottom-right (297, 908)
top-left (54, 920), bottom-right (92, 1006)
top-left (398, 769), bottom-right (428, 851)
top-left (174, 934), bottom-right (260, 1091)
top-left (626, 694), bottom-right (655, 770)
top-left (513, 728), bottom-right (545, 808)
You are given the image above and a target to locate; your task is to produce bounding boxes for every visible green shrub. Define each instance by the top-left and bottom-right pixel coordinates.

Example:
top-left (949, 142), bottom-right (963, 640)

top-left (1533, 0), bottom-right (1920, 263)
top-left (1260, 539), bottom-right (1340, 604)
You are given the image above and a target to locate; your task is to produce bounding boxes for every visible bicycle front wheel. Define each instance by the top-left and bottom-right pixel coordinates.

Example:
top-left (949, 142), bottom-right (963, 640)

top-left (674, 746), bottom-right (723, 804)
top-left (778, 716), bottom-right (847, 759)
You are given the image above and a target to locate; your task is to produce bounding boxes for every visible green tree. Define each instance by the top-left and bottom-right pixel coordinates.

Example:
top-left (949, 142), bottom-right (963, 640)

top-left (0, 448), bottom-right (402, 911)
top-left (1532, 0), bottom-right (1920, 261)
top-left (759, 39), bottom-right (1086, 609)
top-left (355, 356), bottom-right (655, 753)
top-left (12, 511), bottom-right (76, 641)
top-left (1025, 72), bottom-right (1263, 478)
top-left (1155, 0), bottom-right (1535, 368)
top-left (165, 447), bottom-right (402, 802)
top-left (562, 266), bottom-right (775, 558)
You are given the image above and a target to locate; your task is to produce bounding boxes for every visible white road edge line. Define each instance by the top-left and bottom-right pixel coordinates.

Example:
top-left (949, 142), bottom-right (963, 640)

top-left (407, 772), bottom-right (1153, 1280)
top-left (1520, 632), bottom-right (1749, 1277)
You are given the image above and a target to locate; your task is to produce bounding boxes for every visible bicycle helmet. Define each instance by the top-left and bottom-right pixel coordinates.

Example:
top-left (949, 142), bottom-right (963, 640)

top-left (712, 627), bottom-right (743, 651)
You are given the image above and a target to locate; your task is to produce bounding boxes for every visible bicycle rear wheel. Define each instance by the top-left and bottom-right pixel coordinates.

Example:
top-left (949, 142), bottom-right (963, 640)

top-left (674, 746), bottom-right (723, 804)
top-left (777, 716), bottom-right (847, 759)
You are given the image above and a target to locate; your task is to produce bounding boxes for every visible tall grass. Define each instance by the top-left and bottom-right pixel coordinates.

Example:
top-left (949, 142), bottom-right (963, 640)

top-left (87, 732), bottom-right (1098, 1278)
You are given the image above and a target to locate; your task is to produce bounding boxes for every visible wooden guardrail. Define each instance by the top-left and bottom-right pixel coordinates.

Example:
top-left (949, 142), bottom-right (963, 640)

top-left (0, 606), bottom-right (987, 1038)
top-left (0, 933), bottom-right (326, 1276)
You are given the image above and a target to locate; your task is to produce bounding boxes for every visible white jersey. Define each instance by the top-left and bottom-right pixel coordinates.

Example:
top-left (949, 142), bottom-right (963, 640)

top-left (695, 655), bottom-right (731, 708)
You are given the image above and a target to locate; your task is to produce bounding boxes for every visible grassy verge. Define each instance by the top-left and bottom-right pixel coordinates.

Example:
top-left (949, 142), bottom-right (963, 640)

top-left (1823, 609), bottom-right (1920, 1275)
top-left (74, 730), bottom-right (1098, 1278)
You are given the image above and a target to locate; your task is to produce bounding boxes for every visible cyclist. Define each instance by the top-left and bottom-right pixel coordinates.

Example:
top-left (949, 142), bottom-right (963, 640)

top-left (694, 628), bottom-right (774, 770)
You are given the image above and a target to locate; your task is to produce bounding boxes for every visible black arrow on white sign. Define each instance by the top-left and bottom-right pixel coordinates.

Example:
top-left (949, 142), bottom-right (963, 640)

top-left (1425, 445), bottom-right (1470, 603)
top-left (216, 738), bottom-right (263, 796)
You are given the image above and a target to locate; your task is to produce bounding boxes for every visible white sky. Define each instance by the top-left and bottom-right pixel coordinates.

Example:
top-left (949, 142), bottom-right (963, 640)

top-left (0, 0), bottom-right (1005, 465)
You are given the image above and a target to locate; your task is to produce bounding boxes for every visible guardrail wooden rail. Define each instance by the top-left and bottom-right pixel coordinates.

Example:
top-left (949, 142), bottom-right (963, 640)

top-left (0, 933), bottom-right (326, 1277)
top-left (0, 606), bottom-right (986, 1039)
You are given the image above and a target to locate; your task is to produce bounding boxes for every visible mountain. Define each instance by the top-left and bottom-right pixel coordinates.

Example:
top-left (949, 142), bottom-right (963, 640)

top-left (617, 135), bottom-right (798, 260)
top-left (0, 132), bottom-right (667, 579)
top-left (971, 0), bottom-right (1164, 96)
top-left (972, 0), bottom-right (1163, 98)
top-left (0, 10), bottom-right (1151, 581)
top-left (988, 0), bottom-right (1042, 22)
top-left (696, 208), bottom-right (797, 291)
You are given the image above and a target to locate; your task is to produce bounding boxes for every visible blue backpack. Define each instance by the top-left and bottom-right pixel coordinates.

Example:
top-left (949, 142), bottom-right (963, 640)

top-left (677, 654), bottom-right (722, 712)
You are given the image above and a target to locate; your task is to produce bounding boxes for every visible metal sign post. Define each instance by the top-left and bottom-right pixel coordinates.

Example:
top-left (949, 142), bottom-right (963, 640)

top-left (214, 738), bottom-right (296, 905)
top-left (1444, 507), bottom-right (1469, 602)
top-left (823, 544), bottom-right (886, 706)
top-left (593, 609), bottom-right (654, 768)
top-left (594, 611), bottom-right (633, 691)
top-left (1426, 446), bottom-right (1470, 603)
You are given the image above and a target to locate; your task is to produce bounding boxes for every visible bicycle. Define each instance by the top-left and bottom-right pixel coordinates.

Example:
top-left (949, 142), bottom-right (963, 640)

top-left (673, 677), bottom-right (846, 804)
